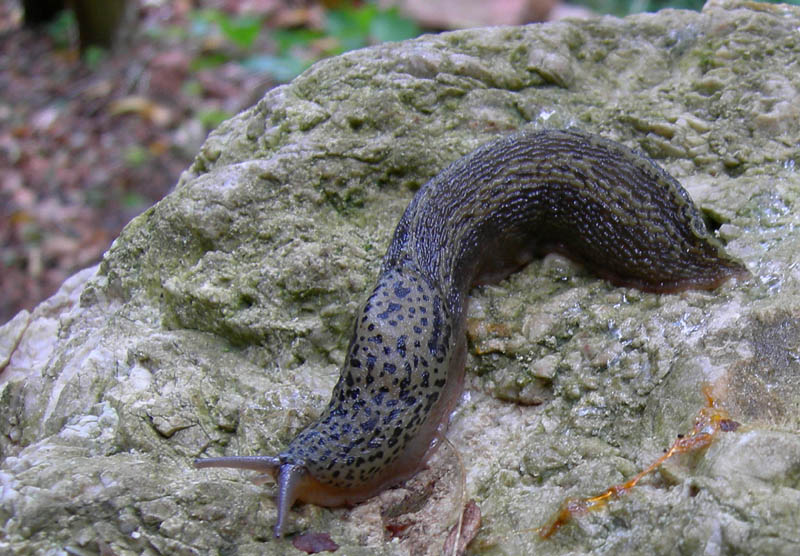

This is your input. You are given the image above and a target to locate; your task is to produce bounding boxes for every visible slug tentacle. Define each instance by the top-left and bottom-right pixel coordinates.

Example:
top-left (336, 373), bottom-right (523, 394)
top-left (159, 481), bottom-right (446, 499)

top-left (274, 464), bottom-right (306, 538)
top-left (194, 457), bottom-right (308, 537)
top-left (195, 128), bottom-right (747, 537)
top-left (193, 455), bottom-right (280, 473)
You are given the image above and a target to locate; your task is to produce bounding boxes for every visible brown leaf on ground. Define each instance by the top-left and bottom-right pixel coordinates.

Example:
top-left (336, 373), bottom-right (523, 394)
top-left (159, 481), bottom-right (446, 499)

top-left (0, 0), bottom-right (291, 325)
top-left (292, 531), bottom-right (340, 554)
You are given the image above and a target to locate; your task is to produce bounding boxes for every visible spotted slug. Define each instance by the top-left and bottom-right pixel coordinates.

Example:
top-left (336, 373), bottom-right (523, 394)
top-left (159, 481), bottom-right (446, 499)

top-left (195, 128), bottom-right (747, 537)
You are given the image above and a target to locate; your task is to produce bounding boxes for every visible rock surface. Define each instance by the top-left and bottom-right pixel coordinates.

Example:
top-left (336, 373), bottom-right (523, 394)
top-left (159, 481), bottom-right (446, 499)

top-left (2, 0), bottom-right (800, 554)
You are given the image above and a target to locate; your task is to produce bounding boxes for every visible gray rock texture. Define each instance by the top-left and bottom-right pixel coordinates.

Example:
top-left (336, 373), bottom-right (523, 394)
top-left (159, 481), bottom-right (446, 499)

top-left (2, 0), bottom-right (800, 554)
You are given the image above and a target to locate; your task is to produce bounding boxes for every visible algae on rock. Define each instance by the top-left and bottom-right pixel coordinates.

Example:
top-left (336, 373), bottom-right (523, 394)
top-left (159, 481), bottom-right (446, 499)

top-left (2, 0), bottom-right (800, 554)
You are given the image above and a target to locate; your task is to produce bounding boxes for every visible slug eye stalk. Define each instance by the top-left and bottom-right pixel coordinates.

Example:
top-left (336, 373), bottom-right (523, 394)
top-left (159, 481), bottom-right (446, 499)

top-left (195, 456), bottom-right (306, 537)
top-left (273, 463), bottom-right (306, 538)
top-left (193, 455), bottom-right (281, 474)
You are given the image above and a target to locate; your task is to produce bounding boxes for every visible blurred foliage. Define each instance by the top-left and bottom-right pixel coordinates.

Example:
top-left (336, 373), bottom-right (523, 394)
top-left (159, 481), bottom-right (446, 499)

top-left (325, 3), bottom-right (422, 50)
top-left (82, 44), bottom-right (107, 69)
top-left (188, 2), bottom-right (421, 83)
top-left (584, 0), bottom-right (799, 15)
top-left (43, 8), bottom-right (76, 48)
top-left (197, 108), bottom-right (234, 130)
top-left (40, 7), bottom-right (108, 65)
top-left (41, 0), bottom-right (800, 81)
top-left (181, 0), bottom-right (799, 82)
top-left (581, 0), bottom-right (703, 16)
top-left (123, 145), bottom-right (150, 167)
top-left (190, 9), bottom-right (262, 49)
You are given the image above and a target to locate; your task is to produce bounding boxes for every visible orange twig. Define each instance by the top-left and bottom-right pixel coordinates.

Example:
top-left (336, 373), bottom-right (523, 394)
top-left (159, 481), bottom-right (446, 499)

top-left (539, 385), bottom-right (740, 539)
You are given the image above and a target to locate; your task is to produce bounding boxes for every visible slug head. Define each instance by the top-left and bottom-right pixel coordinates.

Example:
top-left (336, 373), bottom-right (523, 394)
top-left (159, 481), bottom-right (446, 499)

top-left (194, 455), bottom-right (306, 538)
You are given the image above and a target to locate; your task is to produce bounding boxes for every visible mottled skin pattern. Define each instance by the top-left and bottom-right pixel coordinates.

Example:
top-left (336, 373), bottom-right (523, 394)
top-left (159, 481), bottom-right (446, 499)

top-left (283, 266), bottom-right (454, 488)
top-left (195, 129), bottom-right (747, 537)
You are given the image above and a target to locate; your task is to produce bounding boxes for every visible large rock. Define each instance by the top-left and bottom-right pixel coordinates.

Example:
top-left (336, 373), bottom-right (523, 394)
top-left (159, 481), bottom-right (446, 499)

top-left (2, 0), bottom-right (799, 553)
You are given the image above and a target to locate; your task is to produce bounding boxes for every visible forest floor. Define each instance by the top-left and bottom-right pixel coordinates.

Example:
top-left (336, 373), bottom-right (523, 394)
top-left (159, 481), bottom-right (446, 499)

top-left (0, 0), bottom-right (580, 325)
top-left (0, 0), bottom-right (327, 324)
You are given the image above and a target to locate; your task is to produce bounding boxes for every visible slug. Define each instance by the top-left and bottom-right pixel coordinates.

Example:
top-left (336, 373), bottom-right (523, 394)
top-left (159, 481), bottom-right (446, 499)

top-left (195, 128), bottom-right (747, 537)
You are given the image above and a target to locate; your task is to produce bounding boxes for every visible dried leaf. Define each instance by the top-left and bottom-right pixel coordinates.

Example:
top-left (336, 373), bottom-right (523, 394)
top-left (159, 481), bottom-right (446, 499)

top-left (292, 531), bottom-right (339, 554)
top-left (109, 96), bottom-right (173, 127)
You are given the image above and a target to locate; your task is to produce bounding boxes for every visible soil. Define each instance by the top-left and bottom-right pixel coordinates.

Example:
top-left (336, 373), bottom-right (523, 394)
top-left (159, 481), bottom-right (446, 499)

top-left (0, 0), bottom-right (291, 324)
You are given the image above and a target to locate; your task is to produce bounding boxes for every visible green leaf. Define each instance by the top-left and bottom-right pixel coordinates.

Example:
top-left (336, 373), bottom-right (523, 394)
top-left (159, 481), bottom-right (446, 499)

top-left (324, 3), bottom-right (422, 52)
top-left (197, 109), bottom-right (233, 130)
top-left (369, 8), bottom-right (421, 43)
top-left (122, 192), bottom-right (150, 210)
top-left (190, 52), bottom-right (230, 71)
top-left (242, 55), bottom-right (309, 82)
top-left (188, 8), bottom-right (220, 35)
top-left (325, 5), bottom-right (376, 52)
top-left (218, 14), bottom-right (262, 49)
top-left (181, 80), bottom-right (204, 98)
top-left (189, 8), bottom-right (262, 49)
top-left (272, 28), bottom-right (324, 55)
top-left (83, 46), bottom-right (108, 70)
top-left (123, 146), bottom-right (150, 167)
top-left (44, 9), bottom-right (76, 50)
